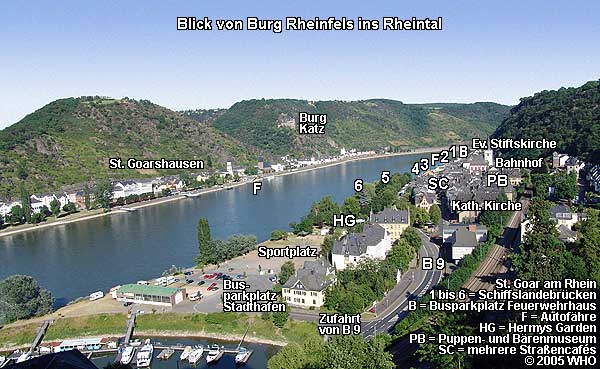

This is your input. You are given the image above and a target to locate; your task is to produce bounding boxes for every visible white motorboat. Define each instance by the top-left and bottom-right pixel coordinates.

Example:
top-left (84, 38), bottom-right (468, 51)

top-left (120, 346), bottom-right (136, 365)
top-left (188, 346), bottom-right (204, 364)
top-left (136, 340), bottom-right (153, 367)
top-left (234, 347), bottom-right (252, 364)
top-left (205, 345), bottom-right (223, 364)
top-left (179, 346), bottom-right (193, 361)
top-left (16, 353), bottom-right (30, 363)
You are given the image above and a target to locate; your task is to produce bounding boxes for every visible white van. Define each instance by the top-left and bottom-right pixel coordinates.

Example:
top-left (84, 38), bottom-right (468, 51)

top-left (166, 276), bottom-right (176, 285)
top-left (154, 277), bottom-right (167, 286)
top-left (189, 291), bottom-right (202, 301)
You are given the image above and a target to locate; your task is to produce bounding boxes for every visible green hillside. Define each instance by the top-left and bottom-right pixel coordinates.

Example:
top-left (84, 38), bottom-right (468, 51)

top-left (493, 80), bottom-right (600, 163)
top-left (0, 96), bottom-right (509, 198)
top-left (201, 99), bottom-right (509, 157)
top-left (0, 97), bottom-right (259, 198)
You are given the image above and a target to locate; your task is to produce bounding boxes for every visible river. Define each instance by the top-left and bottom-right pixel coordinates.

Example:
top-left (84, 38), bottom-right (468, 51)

top-left (0, 154), bottom-right (424, 306)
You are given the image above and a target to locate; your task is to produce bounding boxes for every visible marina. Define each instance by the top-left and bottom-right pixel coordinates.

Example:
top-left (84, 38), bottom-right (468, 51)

top-left (1, 315), bottom-right (263, 368)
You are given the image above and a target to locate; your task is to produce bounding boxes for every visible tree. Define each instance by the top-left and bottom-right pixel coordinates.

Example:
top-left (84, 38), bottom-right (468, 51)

top-left (83, 184), bottom-right (91, 210)
top-left (279, 261), bottom-right (295, 285)
top-left (270, 230), bottom-right (288, 241)
top-left (30, 212), bottom-right (45, 224)
top-left (400, 227), bottom-right (421, 252)
top-left (8, 205), bottom-right (25, 224)
top-left (195, 218), bottom-right (213, 267)
top-left (0, 275), bottom-right (53, 323)
top-left (315, 335), bottom-right (394, 369)
top-left (50, 198), bottom-right (61, 217)
top-left (411, 206), bottom-right (430, 227)
top-left (94, 180), bottom-right (113, 209)
top-left (244, 166), bottom-right (258, 175)
top-left (309, 196), bottom-right (340, 227)
top-left (272, 306), bottom-right (289, 328)
top-left (417, 311), bottom-right (475, 369)
top-left (387, 239), bottom-right (414, 272)
top-left (321, 235), bottom-right (335, 258)
top-left (0, 214), bottom-right (3, 228)
top-left (19, 183), bottom-right (31, 224)
top-left (395, 197), bottom-right (410, 210)
top-left (429, 203), bottom-right (441, 225)
top-left (39, 205), bottom-right (51, 217)
top-left (341, 196), bottom-right (361, 218)
top-left (512, 198), bottom-right (565, 282)
top-left (179, 172), bottom-right (192, 187)
top-left (290, 216), bottom-right (313, 235)
top-left (578, 209), bottom-right (600, 283)
top-left (62, 202), bottom-right (77, 213)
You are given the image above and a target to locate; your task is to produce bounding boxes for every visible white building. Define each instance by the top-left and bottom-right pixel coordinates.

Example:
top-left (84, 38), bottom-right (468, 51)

top-left (549, 204), bottom-right (578, 229)
top-left (113, 179), bottom-right (154, 199)
top-left (484, 149), bottom-right (494, 167)
top-left (270, 163), bottom-right (285, 172)
top-left (443, 224), bottom-right (488, 263)
top-left (282, 259), bottom-right (335, 309)
top-left (0, 201), bottom-right (21, 218)
top-left (331, 224), bottom-right (391, 270)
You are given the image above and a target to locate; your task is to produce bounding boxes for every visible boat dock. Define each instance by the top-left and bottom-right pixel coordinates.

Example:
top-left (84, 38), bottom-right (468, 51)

top-left (123, 313), bottom-right (136, 344)
top-left (29, 320), bottom-right (53, 354)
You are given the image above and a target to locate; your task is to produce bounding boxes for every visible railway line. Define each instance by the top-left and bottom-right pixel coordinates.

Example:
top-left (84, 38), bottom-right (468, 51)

top-left (463, 191), bottom-right (532, 295)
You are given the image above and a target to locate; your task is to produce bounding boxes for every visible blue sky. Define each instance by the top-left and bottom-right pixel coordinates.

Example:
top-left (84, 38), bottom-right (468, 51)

top-left (0, 0), bottom-right (598, 128)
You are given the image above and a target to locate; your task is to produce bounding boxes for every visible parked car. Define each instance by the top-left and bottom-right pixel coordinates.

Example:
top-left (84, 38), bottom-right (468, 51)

top-left (236, 274), bottom-right (245, 279)
top-left (208, 283), bottom-right (218, 291)
top-left (184, 271), bottom-right (193, 276)
top-left (197, 280), bottom-right (206, 286)
top-left (203, 273), bottom-right (216, 279)
top-left (123, 302), bottom-right (133, 307)
top-left (186, 279), bottom-right (194, 284)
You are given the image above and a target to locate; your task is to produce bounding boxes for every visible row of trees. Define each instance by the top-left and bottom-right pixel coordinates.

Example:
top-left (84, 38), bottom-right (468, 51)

top-left (195, 218), bottom-right (257, 266)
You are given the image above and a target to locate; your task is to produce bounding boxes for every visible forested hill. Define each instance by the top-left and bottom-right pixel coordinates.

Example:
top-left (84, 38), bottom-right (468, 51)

top-left (0, 97), bottom-right (261, 198)
top-left (492, 80), bottom-right (600, 164)
top-left (0, 97), bottom-right (508, 197)
top-left (185, 99), bottom-right (509, 157)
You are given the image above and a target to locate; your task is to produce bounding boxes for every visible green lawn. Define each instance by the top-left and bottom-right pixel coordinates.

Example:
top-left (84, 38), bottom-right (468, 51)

top-left (0, 313), bottom-right (319, 349)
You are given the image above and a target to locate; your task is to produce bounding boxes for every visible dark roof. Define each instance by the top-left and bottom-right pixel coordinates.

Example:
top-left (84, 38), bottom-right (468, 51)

top-left (6, 350), bottom-right (98, 369)
top-left (549, 204), bottom-right (572, 220)
top-left (283, 258), bottom-right (333, 291)
top-left (370, 208), bottom-right (409, 224)
top-left (452, 228), bottom-right (478, 248)
top-left (444, 224), bottom-right (487, 233)
top-left (557, 225), bottom-right (577, 241)
top-left (332, 224), bottom-right (386, 256)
